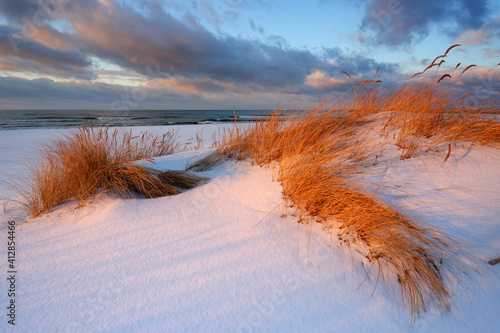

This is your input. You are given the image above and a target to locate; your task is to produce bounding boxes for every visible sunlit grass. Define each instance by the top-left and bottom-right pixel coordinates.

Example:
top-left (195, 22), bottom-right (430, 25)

top-left (16, 125), bottom-right (205, 218)
top-left (190, 46), bottom-right (498, 319)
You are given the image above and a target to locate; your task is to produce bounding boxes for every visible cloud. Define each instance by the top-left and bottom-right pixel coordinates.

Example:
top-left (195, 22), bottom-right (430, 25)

top-left (0, 75), bottom-right (314, 110)
top-left (249, 18), bottom-right (265, 35)
top-left (322, 46), bottom-right (399, 76)
top-left (360, 0), bottom-right (490, 46)
top-left (199, 1), bottom-right (221, 27)
top-left (0, 74), bottom-right (207, 109)
top-left (305, 71), bottom-right (351, 90)
top-left (457, 29), bottom-right (492, 45)
top-left (0, 76), bottom-right (118, 101)
top-left (27, 24), bottom-right (76, 51)
top-left (141, 76), bottom-right (235, 95)
top-left (0, 0), bottom-right (325, 88)
top-left (451, 67), bottom-right (500, 105)
top-left (456, 16), bottom-right (500, 45)
top-left (0, 56), bottom-right (94, 80)
top-left (0, 25), bottom-right (95, 79)
top-left (0, 0), bottom-right (42, 22)
top-left (1, 0), bottom-right (396, 86)
top-left (484, 48), bottom-right (500, 58)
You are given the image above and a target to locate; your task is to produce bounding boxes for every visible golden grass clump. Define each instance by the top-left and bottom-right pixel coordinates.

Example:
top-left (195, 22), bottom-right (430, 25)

top-left (282, 155), bottom-right (460, 318)
top-left (380, 80), bottom-right (500, 158)
top-left (19, 125), bottom-right (204, 217)
top-left (208, 109), bottom-right (463, 319)
top-left (192, 56), bottom-right (497, 318)
top-left (187, 50), bottom-right (497, 317)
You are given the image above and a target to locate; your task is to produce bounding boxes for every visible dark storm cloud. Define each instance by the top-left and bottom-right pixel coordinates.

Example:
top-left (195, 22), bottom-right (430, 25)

top-left (0, 56), bottom-right (95, 80)
top-left (0, 0), bottom-right (41, 22)
top-left (360, 0), bottom-right (490, 46)
top-left (0, 76), bottom-right (116, 101)
top-left (0, 75), bottom-right (246, 109)
top-left (322, 46), bottom-right (399, 75)
top-left (0, 25), bottom-right (95, 80)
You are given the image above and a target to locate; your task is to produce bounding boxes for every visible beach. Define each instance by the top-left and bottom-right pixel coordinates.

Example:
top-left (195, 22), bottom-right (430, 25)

top-left (1, 123), bottom-right (499, 332)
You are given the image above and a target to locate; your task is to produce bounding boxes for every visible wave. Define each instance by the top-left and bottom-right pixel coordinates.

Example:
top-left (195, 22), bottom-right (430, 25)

top-left (96, 116), bottom-right (145, 120)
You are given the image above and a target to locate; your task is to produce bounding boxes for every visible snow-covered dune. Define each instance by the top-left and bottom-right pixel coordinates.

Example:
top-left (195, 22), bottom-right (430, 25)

top-left (1, 125), bottom-right (499, 332)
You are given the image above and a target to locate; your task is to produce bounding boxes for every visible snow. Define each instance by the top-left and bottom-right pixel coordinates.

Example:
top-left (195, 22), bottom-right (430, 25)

top-left (1, 124), bottom-right (499, 332)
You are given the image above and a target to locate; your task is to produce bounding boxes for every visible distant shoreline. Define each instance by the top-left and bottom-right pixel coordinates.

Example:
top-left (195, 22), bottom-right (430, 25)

top-left (0, 109), bottom-right (279, 130)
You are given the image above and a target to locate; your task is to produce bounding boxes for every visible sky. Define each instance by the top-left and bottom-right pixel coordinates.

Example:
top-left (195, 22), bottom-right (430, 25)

top-left (0, 0), bottom-right (499, 110)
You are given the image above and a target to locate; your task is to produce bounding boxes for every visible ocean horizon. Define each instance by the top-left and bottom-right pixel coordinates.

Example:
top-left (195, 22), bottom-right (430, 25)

top-left (0, 109), bottom-right (278, 129)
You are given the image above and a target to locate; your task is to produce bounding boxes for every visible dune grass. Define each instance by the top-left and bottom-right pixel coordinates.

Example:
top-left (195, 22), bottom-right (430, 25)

top-left (344, 45), bottom-right (500, 159)
top-left (189, 46), bottom-right (498, 319)
top-left (17, 125), bottom-right (205, 218)
top-left (203, 108), bottom-right (463, 320)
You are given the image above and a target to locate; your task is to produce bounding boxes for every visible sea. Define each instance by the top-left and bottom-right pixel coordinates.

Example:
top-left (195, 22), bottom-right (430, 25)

top-left (0, 109), bottom-right (278, 129)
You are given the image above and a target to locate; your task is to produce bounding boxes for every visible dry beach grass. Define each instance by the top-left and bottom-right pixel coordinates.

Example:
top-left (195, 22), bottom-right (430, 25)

top-left (190, 46), bottom-right (499, 319)
top-left (15, 125), bottom-right (205, 217)
top-left (206, 108), bottom-right (464, 320)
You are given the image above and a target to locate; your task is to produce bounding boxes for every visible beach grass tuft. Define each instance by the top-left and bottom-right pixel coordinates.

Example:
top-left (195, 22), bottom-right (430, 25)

top-left (17, 125), bottom-right (204, 217)
top-left (208, 106), bottom-right (464, 320)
